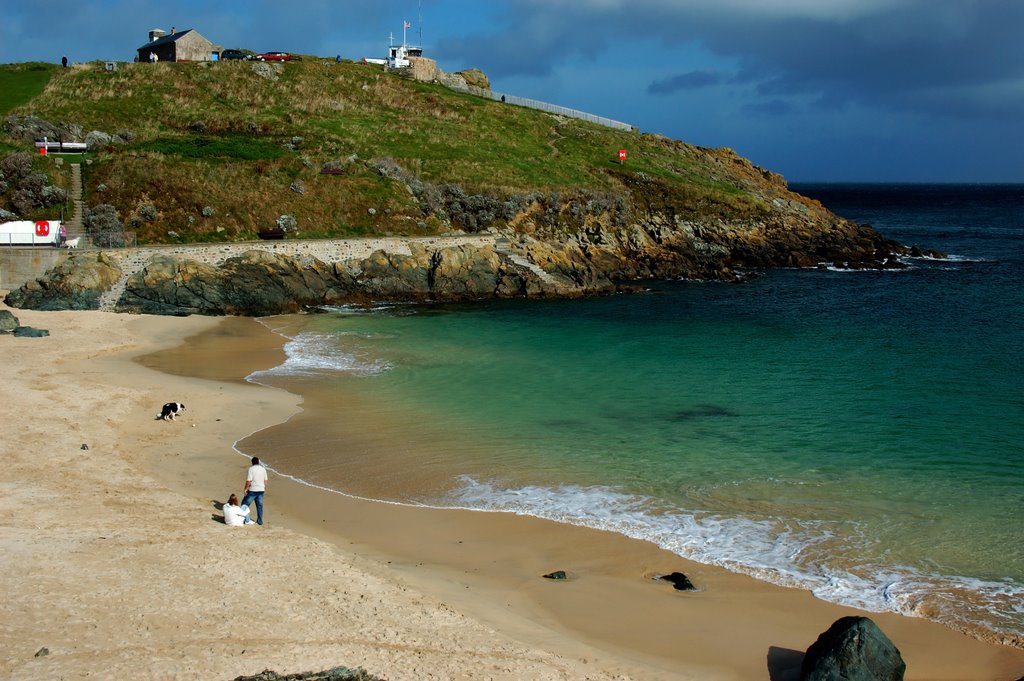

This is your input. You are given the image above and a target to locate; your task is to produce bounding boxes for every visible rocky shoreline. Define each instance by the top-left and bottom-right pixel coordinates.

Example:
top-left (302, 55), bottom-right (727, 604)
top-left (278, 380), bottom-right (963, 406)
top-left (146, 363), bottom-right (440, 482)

top-left (4, 209), bottom-right (935, 316)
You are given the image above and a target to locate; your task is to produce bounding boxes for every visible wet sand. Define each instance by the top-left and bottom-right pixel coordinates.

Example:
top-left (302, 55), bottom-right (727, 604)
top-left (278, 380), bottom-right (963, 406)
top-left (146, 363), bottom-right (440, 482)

top-left (2, 305), bottom-right (1022, 680)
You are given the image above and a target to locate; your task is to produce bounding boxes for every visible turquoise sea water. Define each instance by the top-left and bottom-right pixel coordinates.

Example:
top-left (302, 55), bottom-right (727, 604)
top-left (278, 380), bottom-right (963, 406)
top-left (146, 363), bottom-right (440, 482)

top-left (247, 185), bottom-right (1024, 642)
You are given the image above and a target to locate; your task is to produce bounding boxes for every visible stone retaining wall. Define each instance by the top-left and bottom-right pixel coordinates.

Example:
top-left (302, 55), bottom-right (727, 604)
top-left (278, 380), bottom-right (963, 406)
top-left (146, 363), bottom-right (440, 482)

top-left (0, 248), bottom-right (69, 292)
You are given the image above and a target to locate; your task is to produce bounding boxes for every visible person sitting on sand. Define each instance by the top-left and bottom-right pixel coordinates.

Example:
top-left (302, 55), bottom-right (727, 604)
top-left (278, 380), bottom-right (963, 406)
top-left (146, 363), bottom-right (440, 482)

top-left (223, 494), bottom-right (254, 526)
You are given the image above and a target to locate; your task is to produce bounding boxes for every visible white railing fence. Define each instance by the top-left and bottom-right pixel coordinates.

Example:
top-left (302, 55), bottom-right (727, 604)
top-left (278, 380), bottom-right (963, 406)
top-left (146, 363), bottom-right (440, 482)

top-left (446, 81), bottom-right (635, 133)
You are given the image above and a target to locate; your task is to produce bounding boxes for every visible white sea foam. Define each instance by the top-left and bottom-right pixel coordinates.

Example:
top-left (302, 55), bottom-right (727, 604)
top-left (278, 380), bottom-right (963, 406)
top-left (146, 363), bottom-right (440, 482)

top-left (446, 476), bottom-right (1024, 637)
top-left (248, 331), bottom-right (391, 379)
top-left (941, 254), bottom-right (992, 263)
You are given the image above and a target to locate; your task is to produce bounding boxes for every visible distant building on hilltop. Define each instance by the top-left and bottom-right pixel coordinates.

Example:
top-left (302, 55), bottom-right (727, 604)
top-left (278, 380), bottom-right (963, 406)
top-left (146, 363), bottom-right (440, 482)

top-left (137, 28), bottom-right (221, 63)
top-left (363, 23), bottom-right (423, 70)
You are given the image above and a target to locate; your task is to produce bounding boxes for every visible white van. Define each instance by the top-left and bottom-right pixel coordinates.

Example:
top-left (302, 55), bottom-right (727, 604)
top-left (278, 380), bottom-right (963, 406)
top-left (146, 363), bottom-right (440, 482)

top-left (0, 220), bottom-right (64, 246)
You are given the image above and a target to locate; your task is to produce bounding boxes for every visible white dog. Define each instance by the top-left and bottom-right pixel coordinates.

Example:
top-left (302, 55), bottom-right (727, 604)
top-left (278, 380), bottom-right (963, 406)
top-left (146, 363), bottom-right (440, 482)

top-left (157, 402), bottom-right (186, 421)
top-left (64, 237), bottom-right (80, 249)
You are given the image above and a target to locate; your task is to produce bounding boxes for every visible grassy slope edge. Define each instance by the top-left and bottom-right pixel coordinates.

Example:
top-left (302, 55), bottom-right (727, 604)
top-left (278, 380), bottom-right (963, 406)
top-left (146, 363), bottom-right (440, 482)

top-left (2, 59), bottom-right (819, 244)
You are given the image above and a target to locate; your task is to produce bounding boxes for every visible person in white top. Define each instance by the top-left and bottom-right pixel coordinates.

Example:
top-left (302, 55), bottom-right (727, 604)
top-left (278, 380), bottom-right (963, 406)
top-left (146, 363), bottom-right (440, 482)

top-left (240, 456), bottom-right (268, 525)
top-left (223, 494), bottom-right (254, 526)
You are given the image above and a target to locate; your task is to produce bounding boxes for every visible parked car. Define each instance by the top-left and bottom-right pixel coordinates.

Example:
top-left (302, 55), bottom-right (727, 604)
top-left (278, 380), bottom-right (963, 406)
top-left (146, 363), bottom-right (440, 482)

top-left (220, 49), bottom-right (251, 61)
top-left (254, 52), bottom-right (295, 62)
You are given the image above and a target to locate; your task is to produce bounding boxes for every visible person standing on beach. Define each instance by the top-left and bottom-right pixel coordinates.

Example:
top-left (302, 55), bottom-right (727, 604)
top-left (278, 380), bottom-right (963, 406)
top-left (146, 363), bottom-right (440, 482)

top-left (241, 457), bottom-right (268, 525)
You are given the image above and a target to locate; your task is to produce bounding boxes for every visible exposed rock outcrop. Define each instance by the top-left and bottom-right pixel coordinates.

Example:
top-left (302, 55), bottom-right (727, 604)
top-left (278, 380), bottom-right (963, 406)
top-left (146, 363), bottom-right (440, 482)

top-left (6, 204), bottom-right (915, 317)
top-left (801, 616), bottom-right (906, 681)
top-left (116, 251), bottom-right (356, 316)
top-left (232, 667), bottom-right (384, 681)
top-left (4, 252), bottom-right (121, 311)
top-left (110, 244), bottom-right (566, 316)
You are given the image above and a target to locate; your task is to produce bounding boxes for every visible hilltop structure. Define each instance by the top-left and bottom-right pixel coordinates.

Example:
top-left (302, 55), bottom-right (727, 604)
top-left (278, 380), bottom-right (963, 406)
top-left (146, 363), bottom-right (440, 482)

top-left (137, 28), bottom-right (221, 63)
top-left (364, 22), bottom-right (423, 69)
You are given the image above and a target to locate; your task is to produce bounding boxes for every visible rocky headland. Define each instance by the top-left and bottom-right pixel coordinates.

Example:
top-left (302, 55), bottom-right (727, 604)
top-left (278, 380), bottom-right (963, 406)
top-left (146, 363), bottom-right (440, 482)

top-left (4, 204), bottom-right (922, 316)
top-left (1, 60), bottom-right (940, 317)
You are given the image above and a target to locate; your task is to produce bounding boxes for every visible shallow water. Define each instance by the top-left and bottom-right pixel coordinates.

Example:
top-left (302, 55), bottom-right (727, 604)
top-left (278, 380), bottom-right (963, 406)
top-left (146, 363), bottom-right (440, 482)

top-left (244, 184), bottom-right (1024, 642)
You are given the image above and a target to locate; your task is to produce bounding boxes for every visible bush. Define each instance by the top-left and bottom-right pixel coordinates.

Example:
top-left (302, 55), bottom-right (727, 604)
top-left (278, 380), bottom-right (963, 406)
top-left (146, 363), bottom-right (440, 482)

top-left (84, 204), bottom-right (124, 234)
top-left (0, 152), bottom-right (32, 181)
top-left (276, 214), bottom-right (297, 232)
top-left (42, 185), bottom-right (66, 206)
top-left (138, 203), bottom-right (158, 221)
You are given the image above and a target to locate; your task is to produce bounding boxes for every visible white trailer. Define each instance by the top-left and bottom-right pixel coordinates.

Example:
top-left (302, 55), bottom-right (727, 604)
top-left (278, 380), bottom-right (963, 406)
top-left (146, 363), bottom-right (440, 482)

top-left (0, 220), bottom-right (64, 247)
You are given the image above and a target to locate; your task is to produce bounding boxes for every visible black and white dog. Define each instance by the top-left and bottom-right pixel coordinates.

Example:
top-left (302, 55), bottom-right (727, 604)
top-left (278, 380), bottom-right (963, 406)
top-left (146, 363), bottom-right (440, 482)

top-left (157, 402), bottom-right (186, 421)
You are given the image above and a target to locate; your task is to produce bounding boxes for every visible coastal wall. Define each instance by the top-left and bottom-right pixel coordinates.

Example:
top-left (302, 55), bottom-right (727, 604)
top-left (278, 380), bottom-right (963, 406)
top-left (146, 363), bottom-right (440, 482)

top-left (0, 247), bottom-right (68, 291)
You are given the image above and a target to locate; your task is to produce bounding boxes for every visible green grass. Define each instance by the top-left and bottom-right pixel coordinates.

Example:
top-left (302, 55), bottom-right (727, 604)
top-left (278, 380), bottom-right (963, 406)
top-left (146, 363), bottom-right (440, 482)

top-left (1, 58), bottom-right (787, 243)
top-left (0, 62), bottom-right (56, 116)
top-left (135, 135), bottom-right (288, 160)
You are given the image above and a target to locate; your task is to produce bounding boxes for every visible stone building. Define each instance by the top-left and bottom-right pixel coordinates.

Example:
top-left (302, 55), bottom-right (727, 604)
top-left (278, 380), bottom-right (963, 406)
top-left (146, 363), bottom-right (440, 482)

top-left (137, 28), bottom-right (220, 63)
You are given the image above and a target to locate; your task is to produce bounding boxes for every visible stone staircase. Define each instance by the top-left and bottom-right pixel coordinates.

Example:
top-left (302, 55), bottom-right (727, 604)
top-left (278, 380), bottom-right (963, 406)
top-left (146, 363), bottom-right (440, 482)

top-left (96, 255), bottom-right (138, 312)
top-left (66, 163), bottom-right (86, 244)
top-left (505, 252), bottom-right (561, 286)
top-left (494, 237), bottom-right (564, 287)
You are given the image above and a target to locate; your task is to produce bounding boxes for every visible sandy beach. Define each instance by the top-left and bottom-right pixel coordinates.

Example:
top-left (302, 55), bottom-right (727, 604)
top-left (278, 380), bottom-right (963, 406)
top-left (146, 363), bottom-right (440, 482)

top-left (2, 303), bottom-right (1023, 681)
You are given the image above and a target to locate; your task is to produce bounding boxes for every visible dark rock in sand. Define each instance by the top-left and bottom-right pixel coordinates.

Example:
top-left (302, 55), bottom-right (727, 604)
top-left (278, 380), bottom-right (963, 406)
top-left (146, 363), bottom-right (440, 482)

top-left (4, 252), bottom-right (121, 311)
top-left (543, 570), bottom-right (568, 580)
top-left (0, 309), bottom-right (18, 334)
top-left (801, 616), bottom-right (905, 681)
top-left (232, 666), bottom-right (384, 681)
top-left (34, 647), bottom-right (49, 658)
top-left (658, 572), bottom-right (696, 591)
top-left (12, 326), bottom-right (49, 337)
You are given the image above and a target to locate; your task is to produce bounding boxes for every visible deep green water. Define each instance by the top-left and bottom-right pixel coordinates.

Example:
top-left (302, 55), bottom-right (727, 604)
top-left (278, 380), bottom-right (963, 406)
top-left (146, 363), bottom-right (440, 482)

top-left (248, 185), bottom-right (1024, 640)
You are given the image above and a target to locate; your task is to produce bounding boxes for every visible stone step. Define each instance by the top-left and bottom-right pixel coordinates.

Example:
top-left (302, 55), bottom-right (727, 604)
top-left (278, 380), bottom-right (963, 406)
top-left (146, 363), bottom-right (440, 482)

top-left (65, 164), bottom-right (86, 242)
top-left (505, 252), bottom-right (560, 285)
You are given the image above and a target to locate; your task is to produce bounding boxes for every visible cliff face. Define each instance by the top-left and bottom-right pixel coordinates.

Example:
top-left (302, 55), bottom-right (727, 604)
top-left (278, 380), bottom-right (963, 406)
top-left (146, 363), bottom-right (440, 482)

top-left (4, 206), bottom-right (910, 317)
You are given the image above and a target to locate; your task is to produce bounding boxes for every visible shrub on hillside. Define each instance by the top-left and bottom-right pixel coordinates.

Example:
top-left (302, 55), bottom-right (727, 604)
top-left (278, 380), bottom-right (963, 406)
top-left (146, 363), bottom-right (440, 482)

top-left (276, 214), bottom-right (298, 233)
top-left (42, 185), bottom-right (66, 207)
top-left (0, 152), bottom-right (33, 182)
top-left (84, 204), bottom-right (124, 234)
top-left (10, 172), bottom-right (47, 215)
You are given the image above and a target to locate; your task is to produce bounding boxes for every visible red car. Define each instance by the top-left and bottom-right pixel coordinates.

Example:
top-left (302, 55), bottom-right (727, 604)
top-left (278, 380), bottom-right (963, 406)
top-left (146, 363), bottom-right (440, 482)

top-left (254, 52), bottom-right (295, 62)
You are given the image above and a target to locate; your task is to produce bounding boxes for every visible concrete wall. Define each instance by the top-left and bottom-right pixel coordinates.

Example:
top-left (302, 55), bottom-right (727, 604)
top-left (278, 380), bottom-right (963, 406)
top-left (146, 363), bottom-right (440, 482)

top-left (0, 248), bottom-right (67, 292)
top-left (176, 32), bottom-right (214, 62)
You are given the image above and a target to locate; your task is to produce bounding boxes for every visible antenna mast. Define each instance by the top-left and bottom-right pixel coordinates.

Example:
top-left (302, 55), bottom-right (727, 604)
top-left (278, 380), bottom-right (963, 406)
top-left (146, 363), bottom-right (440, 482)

top-left (418, 0), bottom-right (423, 46)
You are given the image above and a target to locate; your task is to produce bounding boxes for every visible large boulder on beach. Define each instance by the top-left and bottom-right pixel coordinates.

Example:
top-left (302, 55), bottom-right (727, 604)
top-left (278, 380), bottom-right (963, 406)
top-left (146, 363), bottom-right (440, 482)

top-left (801, 616), bottom-right (905, 681)
top-left (4, 252), bottom-right (122, 311)
top-left (0, 309), bottom-right (19, 334)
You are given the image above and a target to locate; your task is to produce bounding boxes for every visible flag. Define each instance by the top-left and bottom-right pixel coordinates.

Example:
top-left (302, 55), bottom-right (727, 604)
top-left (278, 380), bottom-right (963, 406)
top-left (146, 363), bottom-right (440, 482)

top-left (404, 21), bottom-right (411, 28)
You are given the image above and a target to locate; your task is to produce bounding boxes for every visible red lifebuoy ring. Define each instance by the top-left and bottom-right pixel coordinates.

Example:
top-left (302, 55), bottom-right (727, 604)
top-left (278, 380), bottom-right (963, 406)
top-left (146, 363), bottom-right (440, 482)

top-left (35, 220), bottom-right (50, 237)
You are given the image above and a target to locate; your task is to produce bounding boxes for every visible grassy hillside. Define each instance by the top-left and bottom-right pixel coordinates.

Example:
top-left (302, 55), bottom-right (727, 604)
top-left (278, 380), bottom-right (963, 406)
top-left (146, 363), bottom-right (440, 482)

top-left (2, 58), bottom-right (787, 243)
top-left (0, 63), bottom-right (56, 153)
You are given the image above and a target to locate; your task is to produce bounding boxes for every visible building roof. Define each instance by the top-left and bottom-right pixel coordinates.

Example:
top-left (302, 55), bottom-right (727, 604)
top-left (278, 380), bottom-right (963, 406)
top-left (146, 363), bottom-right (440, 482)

top-left (138, 29), bottom-right (199, 50)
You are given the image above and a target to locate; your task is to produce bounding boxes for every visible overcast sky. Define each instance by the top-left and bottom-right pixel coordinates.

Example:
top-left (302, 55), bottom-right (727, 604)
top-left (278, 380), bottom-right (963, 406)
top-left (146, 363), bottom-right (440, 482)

top-left (2, 0), bottom-right (1021, 182)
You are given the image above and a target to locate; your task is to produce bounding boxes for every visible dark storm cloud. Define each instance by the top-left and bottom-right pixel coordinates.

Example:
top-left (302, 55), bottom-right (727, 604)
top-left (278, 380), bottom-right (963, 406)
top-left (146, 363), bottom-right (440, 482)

top-left (437, 0), bottom-right (1024, 121)
top-left (647, 70), bottom-right (721, 95)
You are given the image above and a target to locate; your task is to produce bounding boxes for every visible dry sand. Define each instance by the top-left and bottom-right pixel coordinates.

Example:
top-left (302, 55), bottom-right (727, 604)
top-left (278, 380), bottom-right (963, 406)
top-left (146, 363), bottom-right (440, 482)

top-left (1, 304), bottom-right (1022, 681)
